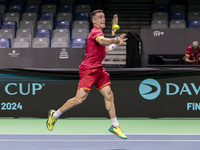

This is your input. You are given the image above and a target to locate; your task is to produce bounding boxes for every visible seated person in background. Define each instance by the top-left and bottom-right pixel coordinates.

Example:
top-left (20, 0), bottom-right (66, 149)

top-left (185, 41), bottom-right (200, 65)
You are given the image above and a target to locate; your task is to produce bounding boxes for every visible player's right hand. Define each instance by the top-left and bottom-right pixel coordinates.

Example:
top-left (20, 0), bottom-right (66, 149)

top-left (116, 33), bottom-right (127, 46)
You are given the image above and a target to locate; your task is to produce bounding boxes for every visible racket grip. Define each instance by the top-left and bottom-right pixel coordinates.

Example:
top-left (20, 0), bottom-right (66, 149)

top-left (116, 35), bottom-right (119, 40)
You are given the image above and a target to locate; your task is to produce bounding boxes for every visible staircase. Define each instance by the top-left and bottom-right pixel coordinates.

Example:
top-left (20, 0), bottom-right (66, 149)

top-left (102, 0), bottom-right (154, 37)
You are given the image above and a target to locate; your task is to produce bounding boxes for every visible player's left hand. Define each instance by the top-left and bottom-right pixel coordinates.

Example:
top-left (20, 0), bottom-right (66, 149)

top-left (117, 33), bottom-right (127, 46)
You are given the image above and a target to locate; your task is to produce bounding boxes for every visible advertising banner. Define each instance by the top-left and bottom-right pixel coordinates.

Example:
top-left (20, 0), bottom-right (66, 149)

top-left (1, 68), bottom-right (200, 118)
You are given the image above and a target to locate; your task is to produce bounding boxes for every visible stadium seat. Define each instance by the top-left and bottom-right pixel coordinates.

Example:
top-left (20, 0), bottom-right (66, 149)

top-left (19, 24), bottom-right (35, 36)
top-left (188, 12), bottom-right (200, 21)
top-left (27, 0), bottom-right (42, 8)
top-left (24, 5), bottom-right (39, 14)
top-left (16, 29), bottom-right (32, 46)
top-left (39, 12), bottom-right (55, 22)
top-left (41, 4), bottom-right (57, 14)
top-left (8, 5), bottom-right (22, 15)
top-left (52, 29), bottom-right (70, 39)
top-left (151, 20), bottom-right (168, 28)
top-left (75, 4), bottom-right (91, 13)
top-left (153, 5), bottom-right (168, 12)
top-left (55, 20), bottom-right (71, 30)
top-left (169, 20), bottom-right (186, 28)
top-left (0, 37), bottom-right (11, 48)
top-left (58, 5), bottom-right (73, 13)
top-left (74, 13), bottom-right (90, 22)
top-left (22, 13), bottom-right (38, 23)
top-left (188, 5), bottom-right (200, 12)
top-left (13, 37), bottom-right (30, 48)
top-left (0, 5), bottom-right (6, 13)
top-left (72, 20), bottom-right (89, 30)
top-left (170, 5), bottom-right (186, 13)
top-left (72, 28), bottom-right (89, 38)
top-left (35, 29), bottom-right (51, 41)
top-left (71, 38), bottom-right (86, 48)
top-left (0, 29), bottom-right (14, 46)
top-left (37, 20), bottom-right (53, 32)
top-left (19, 20), bottom-right (36, 32)
top-left (170, 12), bottom-right (186, 20)
top-left (32, 38), bottom-right (49, 48)
top-left (2, 21), bottom-right (17, 36)
top-left (152, 12), bottom-right (169, 21)
top-left (4, 12), bottom-right (20, 27)
top-left (188, 20), bottom-right (200, 28)
top-left (51, 37), bottom-right (70, 48)
top-left (56, 12), bottom-right (73, 22)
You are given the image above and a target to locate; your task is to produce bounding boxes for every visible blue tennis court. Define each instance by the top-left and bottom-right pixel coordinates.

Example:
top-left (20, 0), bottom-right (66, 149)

top-left (1, 134), bottom-right (200, 150)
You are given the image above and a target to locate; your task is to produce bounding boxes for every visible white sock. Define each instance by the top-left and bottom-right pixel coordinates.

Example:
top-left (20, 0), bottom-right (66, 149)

top-left (53, 109), bottom-right (62, 119)
top-left (111, 117), bottom-right (119, 127)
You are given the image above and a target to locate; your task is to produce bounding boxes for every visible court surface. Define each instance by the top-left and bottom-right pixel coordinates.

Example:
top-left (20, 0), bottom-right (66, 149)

top-left (1, 118), bottom-right (200, 150)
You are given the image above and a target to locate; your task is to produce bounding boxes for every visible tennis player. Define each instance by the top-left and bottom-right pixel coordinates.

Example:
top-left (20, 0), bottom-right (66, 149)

top-left (46, 9), bottom-right (127, 139)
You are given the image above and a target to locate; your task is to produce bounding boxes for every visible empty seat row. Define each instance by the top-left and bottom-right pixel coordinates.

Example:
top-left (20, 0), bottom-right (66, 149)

top-left (151, 19), bottom-right (200, 28)
top-left (153, 11), bottom-right (200, 21)
top-left (0, 4), bottom-right (91, 15)
top-left (154, 4), bottom-right (200, 13)
top-left (1, 12), bottom-right (90, 29)
top-left (0, 37), bottom-right (86, 48)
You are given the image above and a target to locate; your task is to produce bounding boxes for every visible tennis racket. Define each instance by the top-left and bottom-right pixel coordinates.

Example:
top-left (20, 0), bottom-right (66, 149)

top-left (111, 14), bottom-right (119, 36)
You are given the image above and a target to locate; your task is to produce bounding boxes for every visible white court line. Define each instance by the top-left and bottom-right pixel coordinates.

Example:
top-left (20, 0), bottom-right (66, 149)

top-left (1, 134), bottom-right (200, 135)
top-left (0, 140), bottom-right (200, 142)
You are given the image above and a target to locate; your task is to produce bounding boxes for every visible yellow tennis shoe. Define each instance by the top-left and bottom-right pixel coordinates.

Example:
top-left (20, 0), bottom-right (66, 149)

top-left (46, 109), bottom-right (57, 131)
top-left (108, 125), bottom-right (127, 140)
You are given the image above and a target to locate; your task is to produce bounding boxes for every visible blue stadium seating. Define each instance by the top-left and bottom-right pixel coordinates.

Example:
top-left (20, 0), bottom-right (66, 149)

top-left (58, 5), bottom-right (74, 13)
top-left (170, 12), bottom-right (186, 20)
top-left (188, 20), bottom-right (200, 28)
top-left (0, 38), bottom-right (11, 48)
top-left (0, 0), bottom-right (93, 48)
top-left (24, 5), bottom-right (39, 14)
top-left (74, 12), bottom-right (90, 21)
top-left (35, 29), bottom-right (51, 40)
top-left (8, 5), bottom-right (23, 15)
top-left (55, 20), bottom-right (71, 30)
top-left (153, 5), bottom-right (168, 12)
top-left (2, 21), bottom-right (17, 32)
top-left (39, 12), bottom-right (55, 22)
top-left (71, 38), bottom-right (86, 48)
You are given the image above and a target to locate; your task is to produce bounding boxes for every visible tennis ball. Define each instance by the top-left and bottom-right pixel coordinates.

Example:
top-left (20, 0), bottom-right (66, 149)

top-left (113, 24), bottom-right (120, 30)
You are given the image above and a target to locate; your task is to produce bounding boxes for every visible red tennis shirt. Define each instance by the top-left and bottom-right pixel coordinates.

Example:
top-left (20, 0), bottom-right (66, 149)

top-left (79, 27), bottom-right (106, 70)
top-left (185, 46), bottom-right (200, 65)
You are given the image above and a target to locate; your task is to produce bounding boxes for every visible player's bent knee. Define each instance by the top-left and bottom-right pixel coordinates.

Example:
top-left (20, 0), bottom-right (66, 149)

top-left (74, 97), bottom-right (86, 105)
top-left (105, 91), bottom-right (114, 102)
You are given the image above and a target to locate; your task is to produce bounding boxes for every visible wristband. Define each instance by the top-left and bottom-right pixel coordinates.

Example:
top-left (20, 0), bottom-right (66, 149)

top-left (108, 44), bottom-right (117, 51)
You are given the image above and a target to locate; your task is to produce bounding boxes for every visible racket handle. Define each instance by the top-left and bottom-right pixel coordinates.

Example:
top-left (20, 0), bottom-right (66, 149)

top-left (116, 35), bottom-right (119, 40)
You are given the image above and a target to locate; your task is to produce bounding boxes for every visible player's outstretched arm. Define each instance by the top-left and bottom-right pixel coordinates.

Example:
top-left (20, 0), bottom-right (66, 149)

top-left (96, 33), bottom-right (127, 46)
